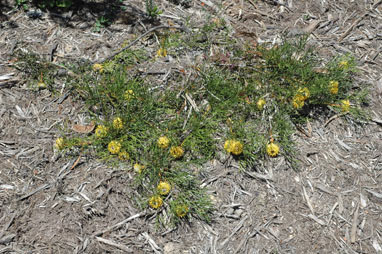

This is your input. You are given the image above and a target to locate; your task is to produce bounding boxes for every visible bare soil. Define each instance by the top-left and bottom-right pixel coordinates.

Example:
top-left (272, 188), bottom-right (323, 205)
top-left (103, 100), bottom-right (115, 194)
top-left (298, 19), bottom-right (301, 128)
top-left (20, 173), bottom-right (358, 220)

top-left (1, 0), bottom-right (382, 253)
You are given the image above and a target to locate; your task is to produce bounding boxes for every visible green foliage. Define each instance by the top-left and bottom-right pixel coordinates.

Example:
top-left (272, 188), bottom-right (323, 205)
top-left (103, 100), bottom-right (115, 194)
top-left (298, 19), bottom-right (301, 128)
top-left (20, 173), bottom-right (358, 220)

top-left (145, 0), bottom-right (162, 20)
top-left (93, 16), bottom-right (111, 32)
top-left (26, 21), bottom-right (368, 227)
top-left (13, 50), bottom-right (59, 91)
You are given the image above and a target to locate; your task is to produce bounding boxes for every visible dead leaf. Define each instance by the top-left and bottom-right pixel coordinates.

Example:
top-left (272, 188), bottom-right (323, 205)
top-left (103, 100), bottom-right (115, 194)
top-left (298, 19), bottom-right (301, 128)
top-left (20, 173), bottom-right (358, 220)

top-left (72, 121), bottom-right (95, 134)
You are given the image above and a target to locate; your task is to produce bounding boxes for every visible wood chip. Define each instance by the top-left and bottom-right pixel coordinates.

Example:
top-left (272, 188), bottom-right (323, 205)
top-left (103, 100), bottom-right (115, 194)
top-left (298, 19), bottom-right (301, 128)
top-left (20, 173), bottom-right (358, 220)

top-left (350, 203), bottom-right (359, 243)
top-left (366, 189), bottom-right (382, 199)
top-left (303, 186), bottom-right (315, 215)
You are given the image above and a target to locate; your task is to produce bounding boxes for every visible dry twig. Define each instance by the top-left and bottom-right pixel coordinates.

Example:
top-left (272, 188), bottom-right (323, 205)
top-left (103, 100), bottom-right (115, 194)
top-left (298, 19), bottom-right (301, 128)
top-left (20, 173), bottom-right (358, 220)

top-left (92, 213), bottom-right (144, 237)
top-left (95, 237), bottom-right (133, 252)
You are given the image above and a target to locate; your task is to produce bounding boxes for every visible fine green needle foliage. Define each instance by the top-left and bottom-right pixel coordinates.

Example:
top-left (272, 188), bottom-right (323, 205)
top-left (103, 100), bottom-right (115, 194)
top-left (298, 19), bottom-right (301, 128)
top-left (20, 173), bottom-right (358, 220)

top-left (40, 22), bottom-right (368, 227)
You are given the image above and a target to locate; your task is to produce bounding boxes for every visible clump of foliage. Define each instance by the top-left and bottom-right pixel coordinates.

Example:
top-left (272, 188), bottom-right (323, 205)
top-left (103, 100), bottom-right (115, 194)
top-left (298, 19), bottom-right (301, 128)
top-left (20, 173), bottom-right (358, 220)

top-left (145, 0), bottom-right (162, 20)
top-left (44, 21), bottom-right (367, 227)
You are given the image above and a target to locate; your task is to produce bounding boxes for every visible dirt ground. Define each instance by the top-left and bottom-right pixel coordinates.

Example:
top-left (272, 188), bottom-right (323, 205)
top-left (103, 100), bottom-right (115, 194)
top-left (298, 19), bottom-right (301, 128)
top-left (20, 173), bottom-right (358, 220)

top-left (1, 0), bottom-right (382, 253)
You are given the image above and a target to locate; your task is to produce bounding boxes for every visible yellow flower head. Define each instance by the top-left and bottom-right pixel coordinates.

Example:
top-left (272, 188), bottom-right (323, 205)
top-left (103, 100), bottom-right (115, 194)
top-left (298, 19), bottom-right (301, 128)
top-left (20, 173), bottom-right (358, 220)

top-left (37, 81), bottom-right (47, 88)
top-left (95, 125), bottom-right (108, 138)
top-left (339, 60), bottom-right (349, 69)
top-left (133, 163), bottom-right (145, 174)
top-left (292, 94), bottom-right (305, 109)
top-left (224, 139), bottom-right (234, 153)
top-left (170, 146), bottom-right (184, 159)
top-left (224, 139), bottom-right (244, 155)
top-left (118, 151), bottom-right (130, 161)
top-left (297, 87), bottom-right (310, 100)
top-left (156, 48), bottom-right (167, 57)
top-left (54, 137), bottom-right (65, 150)
top-left (149, 195), bottom-right (163, 209)
top-left (124, 90), bottom-right (135, 100)
top-left (157, 181), bottom-right (171, 195)
top-left (113, 117), bottom-right (123, 129)
top-left (341, 99), bottom-right (350, 112)
top-left (108, 140), bottom-right (121, 154)
top-left (175, 204), bottom-right (189, 218)
top-left (257, 99), bottom-right (266, 110)
top-left (92, 63), bottom-right (104, 73)
top-left (231, 140), bottom-right (244, 155)
top-left (266, 142), bottom-right (280, 157)
top-left (157, 136), bottom-right (170, 149)
top-left (329, 81), bottom-right (339, 95)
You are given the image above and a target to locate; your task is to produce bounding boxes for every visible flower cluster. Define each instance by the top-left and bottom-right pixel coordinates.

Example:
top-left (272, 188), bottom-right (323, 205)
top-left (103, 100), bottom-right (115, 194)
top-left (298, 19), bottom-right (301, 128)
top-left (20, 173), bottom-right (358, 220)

top-left (157, 136), bottom-right (170, 149)
top-left (124, 90), bottom-right (135, 101)
top-left (157, 181), bottom-right (171, 195)
top-left (224, 139), bottom-right (243, 155)
top-left (175, 204), bottom-right (189, 218)
top-left (266, 142), bottom-right (280, 157)
top-left (118, 151), bottom-right (129, 161)
top-left (156, 48), bottom-right (167, 57)
top-left (339, 60), bottom-right (349, 69)
top-left (149, 195), bottom-right (163, 209)
top-left (329, 81), bottom-right (339, 95)
top-left (95, 125), bottom-right (108, 138)
top-left (257, 98), bottom-right (266, 110)
top-left (54, 137), bottom-right (65, 150)
top-left (341, 99), bottom-right (350, 112)
top-left (292, 87), bottom-right (310, 109)
top-left (92, 63), bottom-right (104, 73)
top-left (148, 181), bottom-right (172, 209)
top-left (113, 117), bottom-right (123, 129)
top-left (108, 140), bottom-right (121, 154)
top-left (170, 146), bottom-right (184, 159)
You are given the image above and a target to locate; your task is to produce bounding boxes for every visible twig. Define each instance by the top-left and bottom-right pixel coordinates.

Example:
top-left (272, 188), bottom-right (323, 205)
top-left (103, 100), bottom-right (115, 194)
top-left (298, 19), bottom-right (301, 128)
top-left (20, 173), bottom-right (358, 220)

top-left (247, 0), bottom-right (258, 9)
top-left (243, 169), bottom-right (273, 181)
top-left (99, 25), bottom-right (188, 63)
top-left (17, 184), bottom-right (51, 201)
top-left (324, 113), bottom-right (347, 127)
top-left (141, 232), bottom-right (162, 253)
top-left (92, 213), bottom-right (144, 237)
top-left (220, 216), bottom-right (247, 247)
top-left (185, 93), bottom-right (199, 113)
top-left (95, 237), bottom-right (133, 252)
top-left (70, 153), bottom-right (82, 170)
top-left (307, 214), bottom-right (326, 226)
